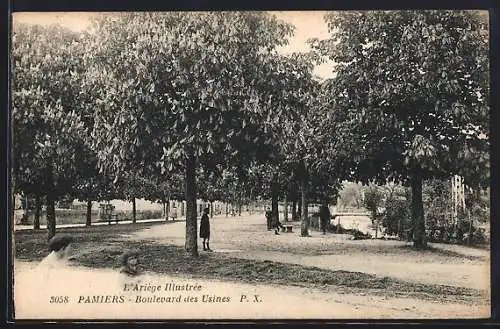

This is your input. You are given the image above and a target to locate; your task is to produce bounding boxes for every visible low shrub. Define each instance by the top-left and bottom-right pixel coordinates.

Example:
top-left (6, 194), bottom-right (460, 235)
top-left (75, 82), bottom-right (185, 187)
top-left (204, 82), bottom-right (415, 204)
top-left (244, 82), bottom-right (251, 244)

top-left (23, 209), bottom-right (100, 225)
top-left (330, 223), bottom-right (371, 239)
top-left (112, 210), bottom-right (163, 221)
top-left (426, 224), bottom-right (489, 246)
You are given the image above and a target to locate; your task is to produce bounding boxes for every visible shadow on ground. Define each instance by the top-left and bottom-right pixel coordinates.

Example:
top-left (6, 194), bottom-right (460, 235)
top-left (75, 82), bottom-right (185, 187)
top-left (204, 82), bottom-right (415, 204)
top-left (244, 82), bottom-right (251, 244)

top-left (14, 223), bottom-right (487, 305)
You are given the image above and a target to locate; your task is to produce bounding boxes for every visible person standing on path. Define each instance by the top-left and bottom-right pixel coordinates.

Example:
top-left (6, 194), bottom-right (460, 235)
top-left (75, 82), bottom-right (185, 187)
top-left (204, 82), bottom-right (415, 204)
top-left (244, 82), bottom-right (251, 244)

top-left (265, 207), bottom-right (272, 231)
top-left (200, 207), bottom-right (213, 252)
top-left (320, 205), bottom-right (331, 235)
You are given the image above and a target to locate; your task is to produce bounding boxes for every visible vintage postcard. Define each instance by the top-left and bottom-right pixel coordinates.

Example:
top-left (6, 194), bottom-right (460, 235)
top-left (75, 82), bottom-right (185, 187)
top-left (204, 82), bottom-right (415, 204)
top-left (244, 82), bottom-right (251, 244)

top-left (11, 10), bottom-right (490, 320)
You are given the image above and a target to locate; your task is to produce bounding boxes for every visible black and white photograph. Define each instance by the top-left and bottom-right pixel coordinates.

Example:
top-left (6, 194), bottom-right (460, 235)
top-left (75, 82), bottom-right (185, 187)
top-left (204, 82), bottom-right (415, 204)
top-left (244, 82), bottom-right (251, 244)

top-left (10, 10), bottom-right (490, 320)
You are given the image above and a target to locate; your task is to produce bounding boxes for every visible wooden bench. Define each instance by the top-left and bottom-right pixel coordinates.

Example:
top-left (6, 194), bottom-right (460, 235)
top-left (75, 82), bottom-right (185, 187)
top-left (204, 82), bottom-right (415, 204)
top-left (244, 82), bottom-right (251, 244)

top-left (281, 224), bottom-right (293, 233)
top-left (108, 214), bottom-right (119, 225)
top-left (99, 203), bottom-right (120, 225)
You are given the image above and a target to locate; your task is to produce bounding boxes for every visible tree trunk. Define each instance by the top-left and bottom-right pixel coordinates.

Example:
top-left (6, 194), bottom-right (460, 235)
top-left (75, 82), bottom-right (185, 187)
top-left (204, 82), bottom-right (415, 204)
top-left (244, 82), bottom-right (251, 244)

top-left (300, 169), bottom-right (309, 237)
top-left (468, 209), bottom-right (473, 246)
top-left (292, 200), bottom-right (297, 221)
top-left (181, 201), bottom-right (185, 217)
top-left (46, 163), bottom-right (56, 240)
top-left (132, 198), bottom-right (136, 224)
top-left (23, 195), bottom-right (29, 224)
top-left (225, 200), bottom-right (229, 217)
top-left (411, 171), bottom-right (426, 249)
top-left (166, 196), bottom-right (171, 220)
top-left (249, 187), bottom-right (254, 215)
top-left (271, 178), bottom-right (279, 227)
top-left (397, 217), bottom-right (402, 240)
top-left (371, 209), bottom-right (377, 235)
top-left (284, 196), bottom-right (288, 222)
top-left (162, 200), bottom-right (167, 220)
top-left (34, 194), bottom-right (41, 230)
top-left (185, 149), bottom-right (198, 257)
top-left (300, 181), bottom-right (309, 236)
top-left (11, 180), bottom-right (16, 228)
top-left (321, 199), bottom-right (329, 231)
top-left (297, 196), bottom-right (302, 220)
top-left (210, 201), bottom-right (214, 218)
top-left (238, 195), bottom-right (242, 216)
top-left (85, 200), bottom-right (92, 227)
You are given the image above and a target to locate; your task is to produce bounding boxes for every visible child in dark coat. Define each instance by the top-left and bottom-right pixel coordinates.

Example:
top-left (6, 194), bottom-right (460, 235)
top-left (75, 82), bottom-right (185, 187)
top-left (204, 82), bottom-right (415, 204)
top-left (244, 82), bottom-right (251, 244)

top-left (265, 207), bottom-right (272, 231)
top-left (200, 207), bottom-right (212, 252)
top-left (320, 205), bottom-right (331, 235)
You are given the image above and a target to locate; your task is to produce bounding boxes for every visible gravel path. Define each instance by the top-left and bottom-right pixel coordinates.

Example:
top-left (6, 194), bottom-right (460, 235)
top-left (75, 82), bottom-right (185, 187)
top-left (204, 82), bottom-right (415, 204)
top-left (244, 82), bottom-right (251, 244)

top-left (13, 261), bottom-right (490, 320)
top-left (132, 213), bottom-right (490, 291)
top-left (13, 212), bottom-right (490, 319)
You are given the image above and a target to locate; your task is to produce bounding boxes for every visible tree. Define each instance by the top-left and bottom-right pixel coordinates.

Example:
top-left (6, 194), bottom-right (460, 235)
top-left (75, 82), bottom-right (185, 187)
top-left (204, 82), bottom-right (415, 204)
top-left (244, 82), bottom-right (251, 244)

top-left (71, 148), bottom-right (121, 227)
top-left (12, 24), bottom-right (88, 239)
top-left (338, 182), bottom-right (365, 209)
top-left (140, 173), bottom-right (184, 221)
top-left (363, 185), bottom-right (385, 238)
top-left (309, 168), bottom-right (342, 206)
top-left (256, 52), bottom-right (325, 237)
top-left (313, 11), bottom-right (489, 248)
top-left (363, 185), bottom-right (384, 223)
top-left (380, 183), bottom-right (411, 238)
top-left (85, 12), bottom-right (294, 257)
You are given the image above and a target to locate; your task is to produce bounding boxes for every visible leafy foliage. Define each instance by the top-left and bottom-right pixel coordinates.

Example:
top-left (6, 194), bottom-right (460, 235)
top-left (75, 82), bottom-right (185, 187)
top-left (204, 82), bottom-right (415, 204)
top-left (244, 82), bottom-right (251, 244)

top-left (12, 24), bottom-right (89, 198)
top-left (311, 10), bottom-right (489, 247)
top-left (85, 12), bottom-right (294, 180)
top-left (83, 12), bottom-right (296, 255)
top-left (312, 10), bottom-right (489, 186)
top-left (363, 185), bottom-right (385, 222)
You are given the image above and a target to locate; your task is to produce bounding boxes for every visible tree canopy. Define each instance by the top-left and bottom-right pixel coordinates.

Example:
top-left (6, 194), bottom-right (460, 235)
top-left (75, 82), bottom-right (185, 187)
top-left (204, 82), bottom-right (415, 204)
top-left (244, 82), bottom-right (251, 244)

top-left (311, 10), bottom-right (489, 247)
top-left (311, 10), bottom-right (489, 187)
top-left (11, 11), bottom-right (489, 250)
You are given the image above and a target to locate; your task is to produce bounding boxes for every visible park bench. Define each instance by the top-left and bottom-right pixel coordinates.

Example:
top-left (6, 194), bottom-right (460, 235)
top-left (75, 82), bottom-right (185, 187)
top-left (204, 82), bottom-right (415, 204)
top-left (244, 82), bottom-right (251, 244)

top-left (108, 213), bottom-right (120, 225)
top-left (99, 203), bottom-right (120, 225)
top-left (281, 224), bottom-right (293, 233)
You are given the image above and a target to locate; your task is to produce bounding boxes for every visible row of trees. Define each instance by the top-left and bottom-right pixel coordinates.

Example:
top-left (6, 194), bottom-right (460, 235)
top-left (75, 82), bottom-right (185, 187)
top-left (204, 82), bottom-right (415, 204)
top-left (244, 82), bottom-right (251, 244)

top-left (12, 11), bottom-right (489, 255)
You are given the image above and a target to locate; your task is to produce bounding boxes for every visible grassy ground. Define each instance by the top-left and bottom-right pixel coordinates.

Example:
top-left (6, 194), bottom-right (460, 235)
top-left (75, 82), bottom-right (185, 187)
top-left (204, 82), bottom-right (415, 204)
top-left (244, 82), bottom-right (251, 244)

top-left (15, 221), bottom-right (487, 305)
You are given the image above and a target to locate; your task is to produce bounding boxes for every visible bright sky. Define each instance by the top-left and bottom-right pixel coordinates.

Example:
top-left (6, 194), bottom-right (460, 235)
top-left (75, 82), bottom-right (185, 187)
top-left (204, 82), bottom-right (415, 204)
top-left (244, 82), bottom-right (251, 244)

top-left (11, 11), bottom-right (335, 79)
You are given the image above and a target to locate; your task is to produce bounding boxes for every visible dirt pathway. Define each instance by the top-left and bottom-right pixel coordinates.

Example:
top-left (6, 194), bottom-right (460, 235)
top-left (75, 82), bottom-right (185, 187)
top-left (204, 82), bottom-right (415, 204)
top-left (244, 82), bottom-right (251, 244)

top-left (131, 214), bottom-right (490, 291)
top-left (13, 261), bottom-right (490, 320)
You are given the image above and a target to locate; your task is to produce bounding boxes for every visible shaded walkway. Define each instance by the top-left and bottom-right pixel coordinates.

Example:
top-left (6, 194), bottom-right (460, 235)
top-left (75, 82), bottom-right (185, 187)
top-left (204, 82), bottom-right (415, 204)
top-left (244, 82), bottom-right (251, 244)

top-left (131, 213), bottom-right (490, 291)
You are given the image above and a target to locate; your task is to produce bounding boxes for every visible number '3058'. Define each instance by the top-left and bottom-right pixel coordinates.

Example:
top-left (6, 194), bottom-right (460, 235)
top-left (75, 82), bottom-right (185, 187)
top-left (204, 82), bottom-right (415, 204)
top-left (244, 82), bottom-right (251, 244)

top-left (50, 296), bottom-right (69, 303)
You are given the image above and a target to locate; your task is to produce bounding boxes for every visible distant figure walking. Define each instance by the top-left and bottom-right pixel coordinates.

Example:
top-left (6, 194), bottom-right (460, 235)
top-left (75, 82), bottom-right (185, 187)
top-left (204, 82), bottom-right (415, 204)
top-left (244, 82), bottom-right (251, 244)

top-left (200, 207), bottom-right (213, 252)
top-left (320, 205), bottom-right (331, 235)
top-left (265, 207), bottom-right (272, 231)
